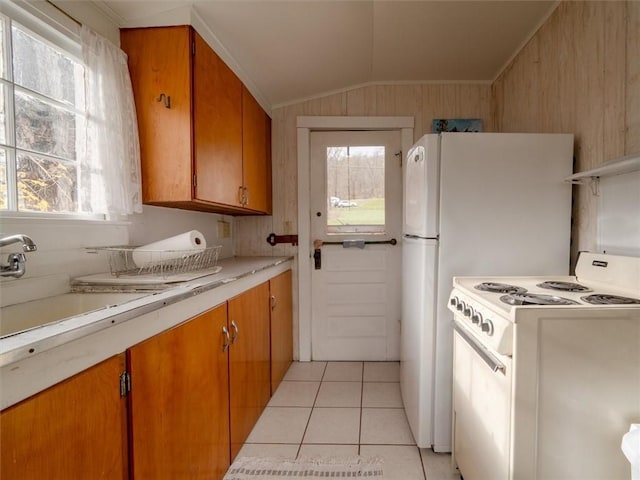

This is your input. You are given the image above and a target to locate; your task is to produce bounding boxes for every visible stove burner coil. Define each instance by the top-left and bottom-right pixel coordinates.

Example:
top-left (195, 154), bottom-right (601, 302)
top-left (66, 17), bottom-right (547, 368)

top-left (474, 282), bottom-right (527, 294)
top-left (581, 294), bottom-right (640, 305)
top-left (537, 281), bottom-right (592, 292)
top-left (500, 293), bottom-right (580, 306)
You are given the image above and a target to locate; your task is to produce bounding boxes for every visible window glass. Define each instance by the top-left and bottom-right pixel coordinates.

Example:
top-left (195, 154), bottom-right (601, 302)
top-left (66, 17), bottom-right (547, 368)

top-left (11, 24), bottom-right (84, 108)
top-left (0, 84), bottom-right (6, 145)
top-left (326, 145), bottom-right (385, 234)
top-left (0, 19), bottom-right (5, 79)
top-left (14, 89), bottom-right (78, 160)
top-left (1, 14), bottom-right (89, 216)
top-left (0, 149), bottom-right (6, 210)
top-left (17, 150), bottom-right (77, 213)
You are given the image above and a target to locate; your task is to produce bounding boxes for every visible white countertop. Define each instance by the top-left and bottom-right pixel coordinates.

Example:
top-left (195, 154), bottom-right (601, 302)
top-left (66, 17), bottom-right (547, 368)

top-left (0, 256), bottom-right (293, 409)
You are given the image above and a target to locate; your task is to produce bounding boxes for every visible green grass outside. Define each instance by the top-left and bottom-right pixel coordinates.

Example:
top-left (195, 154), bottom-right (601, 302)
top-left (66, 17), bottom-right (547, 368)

top-left (327, 197), bottom-right (385, 226)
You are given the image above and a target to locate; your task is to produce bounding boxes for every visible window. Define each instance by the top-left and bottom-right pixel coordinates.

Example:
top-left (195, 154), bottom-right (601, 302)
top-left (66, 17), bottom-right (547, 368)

top-left (326, 145), bottom-right (386, 234)
top-left (0, 13), bottom-right (87, 215)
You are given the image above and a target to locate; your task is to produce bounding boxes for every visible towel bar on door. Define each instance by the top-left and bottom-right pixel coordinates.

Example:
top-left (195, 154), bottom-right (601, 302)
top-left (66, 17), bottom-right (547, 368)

top-left (319, 238), bottom-right (397, 247)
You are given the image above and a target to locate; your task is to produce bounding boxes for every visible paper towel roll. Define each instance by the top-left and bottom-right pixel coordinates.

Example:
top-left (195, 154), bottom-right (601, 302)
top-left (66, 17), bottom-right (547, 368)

top-left (132, 230), bottom-right (207, 268)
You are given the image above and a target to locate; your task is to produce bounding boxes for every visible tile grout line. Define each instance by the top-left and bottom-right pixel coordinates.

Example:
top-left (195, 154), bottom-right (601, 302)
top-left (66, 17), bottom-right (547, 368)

top-left (417, 447), bottom-right (429, 480)
top-left (295, 361), bottom-right (328, 458)
top-left (358, 362), bottom-right (364, 455)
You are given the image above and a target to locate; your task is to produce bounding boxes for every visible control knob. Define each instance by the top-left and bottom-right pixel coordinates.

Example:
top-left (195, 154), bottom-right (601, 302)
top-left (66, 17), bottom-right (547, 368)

top-left (456, 301), bottom-right (465, 312)
top-left (471, 312), bottom-right (482, 325)
top-left (450, 296), bottom-right (459, 308)
top-left (463, 305), bottom-right (472, 317)
top-left (480, 319), bottom-right (494, 336)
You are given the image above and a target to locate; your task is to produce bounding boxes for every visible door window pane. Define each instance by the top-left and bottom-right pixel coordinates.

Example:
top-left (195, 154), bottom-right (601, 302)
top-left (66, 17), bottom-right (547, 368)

top-left (326, 145), bottom-right (385, 234)
top-left (17, 150), bottom-right (77, 213)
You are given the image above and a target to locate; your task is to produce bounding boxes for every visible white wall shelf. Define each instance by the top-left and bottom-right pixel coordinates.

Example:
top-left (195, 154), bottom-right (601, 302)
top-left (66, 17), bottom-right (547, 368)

top-left (565, 153), bottom-right (640, 181)
top-left (564, 153), bottom-right (640, 195)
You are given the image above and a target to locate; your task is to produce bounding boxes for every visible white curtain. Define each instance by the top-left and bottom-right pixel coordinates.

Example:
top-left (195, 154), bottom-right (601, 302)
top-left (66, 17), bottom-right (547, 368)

top-left (80, 25), bottom-right (142, 216)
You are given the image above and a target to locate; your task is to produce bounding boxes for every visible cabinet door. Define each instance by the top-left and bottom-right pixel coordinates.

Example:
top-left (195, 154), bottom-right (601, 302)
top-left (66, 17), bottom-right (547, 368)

top-left (228, 282), bottom-right (271, 459)
top-left (121, 26), bottom-right (193, 204)
top-left (242, 86), bottom-right (272, 213)
top-left (193, 31), bottom-right (243, 208)
top-left (270, 270), bottom-right (293, 393)
top-left (128, 305), bottom-right (230, 479)
top-left (1, 354), bottom-right (128, 479)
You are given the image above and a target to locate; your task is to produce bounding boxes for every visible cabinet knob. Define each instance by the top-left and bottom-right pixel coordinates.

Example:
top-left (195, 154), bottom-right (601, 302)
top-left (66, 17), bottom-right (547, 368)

top-left (271, 295), bottom-right (277, 310)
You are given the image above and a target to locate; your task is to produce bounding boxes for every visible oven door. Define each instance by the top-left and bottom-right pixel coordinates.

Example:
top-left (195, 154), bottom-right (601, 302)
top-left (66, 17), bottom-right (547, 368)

top-left (452, 319), bottom-right (512, 480)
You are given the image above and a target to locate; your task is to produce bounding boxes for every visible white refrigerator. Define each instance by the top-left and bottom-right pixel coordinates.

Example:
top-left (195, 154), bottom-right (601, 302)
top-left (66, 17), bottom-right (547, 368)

top-left (400, 132), bottom-right (573, 451)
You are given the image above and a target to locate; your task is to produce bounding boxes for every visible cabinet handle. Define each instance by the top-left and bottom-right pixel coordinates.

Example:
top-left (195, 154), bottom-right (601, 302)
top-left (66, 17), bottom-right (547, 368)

top-left (238, 186), bottom-right (244, 205)
top-left (156, 93), bottom-right (171, 108)
top-left (244, 187), bottom-right (249, 206)
top-left (270, 295), bottom-right (277, 311)
top-left (230, 320), bottom-right (239, 344)
top-left (222, 326), bottom-right (230, 352)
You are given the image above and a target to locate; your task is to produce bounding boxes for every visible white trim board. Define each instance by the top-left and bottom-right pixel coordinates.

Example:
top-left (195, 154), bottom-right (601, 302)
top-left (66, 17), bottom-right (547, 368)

top-left (296, 115), bottom-right (414, 361)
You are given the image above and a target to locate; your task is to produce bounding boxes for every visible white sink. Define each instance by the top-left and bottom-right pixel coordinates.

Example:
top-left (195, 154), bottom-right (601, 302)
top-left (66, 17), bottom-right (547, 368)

top-left (0, 293), bottom-right (147, 337)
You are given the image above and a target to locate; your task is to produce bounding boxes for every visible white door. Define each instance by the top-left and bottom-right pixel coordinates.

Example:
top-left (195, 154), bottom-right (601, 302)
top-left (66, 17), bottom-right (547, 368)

top-left (310, 130), bottom-right (402, 361)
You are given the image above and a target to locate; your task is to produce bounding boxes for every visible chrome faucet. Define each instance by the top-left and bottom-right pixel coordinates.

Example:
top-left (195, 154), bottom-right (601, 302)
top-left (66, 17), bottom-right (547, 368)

top-left (0, 234), bottom-right (37, 278)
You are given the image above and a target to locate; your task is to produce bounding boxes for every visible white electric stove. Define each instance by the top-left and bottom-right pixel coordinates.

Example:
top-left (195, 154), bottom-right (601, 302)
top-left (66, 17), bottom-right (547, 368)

top-left (447, 252), bottom-right (640, 480)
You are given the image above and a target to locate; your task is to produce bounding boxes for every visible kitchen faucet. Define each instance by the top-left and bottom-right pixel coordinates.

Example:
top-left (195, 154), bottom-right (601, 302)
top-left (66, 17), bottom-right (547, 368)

top-left (0, 234), bottom-right (37, 278)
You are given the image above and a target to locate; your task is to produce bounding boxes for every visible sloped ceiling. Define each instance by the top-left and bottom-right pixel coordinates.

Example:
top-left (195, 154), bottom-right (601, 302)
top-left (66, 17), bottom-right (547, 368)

top-left (94, 0), bottom-right (558, 108)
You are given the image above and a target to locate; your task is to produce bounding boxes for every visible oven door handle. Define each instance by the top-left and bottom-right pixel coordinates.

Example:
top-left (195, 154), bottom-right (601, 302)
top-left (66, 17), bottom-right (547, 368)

top-left (453, 320), bottom-right (506, 374)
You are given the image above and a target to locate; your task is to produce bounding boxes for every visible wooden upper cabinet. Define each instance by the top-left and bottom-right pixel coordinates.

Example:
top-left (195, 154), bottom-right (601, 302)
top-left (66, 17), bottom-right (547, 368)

top-left (121, 26), bottom-right (272, 215)
top-left (242, 86), bottom-right (272, 214)
top-left (193, 33), bottom-right (243, 209)
top-left (1, 354), bottom-right (128, 480)
top-left (121, 26), bottom-right (193, 205)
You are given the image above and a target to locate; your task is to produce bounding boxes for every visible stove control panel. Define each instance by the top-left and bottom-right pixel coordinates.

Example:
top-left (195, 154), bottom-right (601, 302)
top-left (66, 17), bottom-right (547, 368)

top-left (449, 291), bottom-right (512, 355)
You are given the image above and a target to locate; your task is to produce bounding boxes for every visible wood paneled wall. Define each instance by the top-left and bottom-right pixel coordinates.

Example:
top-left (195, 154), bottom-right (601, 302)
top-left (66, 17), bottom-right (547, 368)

top-left (235, 83), bottom-right (492, 257)
top-left (492, 1), bottom-right (637, 264)
top-left (240, 1), bottom-right (637, 265)
top-left (235, 1), bottom-right (636, 357)
top-left (235, 84), bottom-right (491, 358)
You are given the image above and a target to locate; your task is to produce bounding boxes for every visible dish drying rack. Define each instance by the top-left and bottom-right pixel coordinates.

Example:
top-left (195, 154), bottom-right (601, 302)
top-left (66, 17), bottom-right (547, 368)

top-left (90, 245), bottom-right (222, 278)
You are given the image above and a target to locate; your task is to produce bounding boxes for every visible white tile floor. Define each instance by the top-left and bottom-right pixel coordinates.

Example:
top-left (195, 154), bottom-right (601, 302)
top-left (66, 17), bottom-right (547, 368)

top-left (236, 361), bottom-right (461, 480)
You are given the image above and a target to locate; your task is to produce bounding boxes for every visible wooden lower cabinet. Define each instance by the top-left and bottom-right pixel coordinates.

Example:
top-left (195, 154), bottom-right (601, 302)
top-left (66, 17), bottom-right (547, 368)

top-left (127, 304), bottom-right (230, 479)
top-left (1, 273), bottom-right (291, 480)
top-left (228, 282), bottom-right (271, 460)
top-left (270, 270), bottom-right (293, 393)
top-left (0, 354), bottom-right (128, 480)
top-left (128, 281), bottom-right (276, 476)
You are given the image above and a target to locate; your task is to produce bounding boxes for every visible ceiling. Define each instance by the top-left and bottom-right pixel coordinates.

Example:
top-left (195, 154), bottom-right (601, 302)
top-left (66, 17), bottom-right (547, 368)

top-left (93, 1), bottom-right (558, 109)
